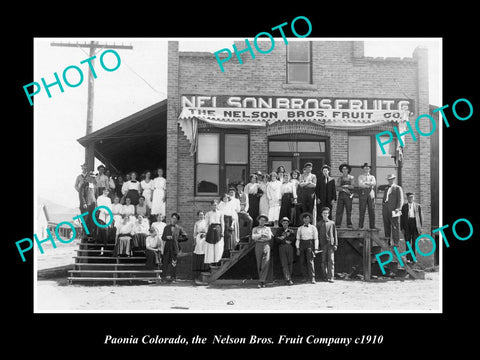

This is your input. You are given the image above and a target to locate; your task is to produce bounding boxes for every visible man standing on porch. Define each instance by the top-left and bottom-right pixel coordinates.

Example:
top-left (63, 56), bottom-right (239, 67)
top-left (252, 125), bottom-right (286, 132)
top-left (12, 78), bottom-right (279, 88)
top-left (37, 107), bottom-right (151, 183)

top-left (401, 192), bottom-right (423, 263)
top-left (315, 164), bottom-right (336, 221)
top-left (297, 163), bottom-right (317, 225)
top-left (382, 174), bottom-right (404, 246)
top-left (358, 163), bottom-right (376, 230)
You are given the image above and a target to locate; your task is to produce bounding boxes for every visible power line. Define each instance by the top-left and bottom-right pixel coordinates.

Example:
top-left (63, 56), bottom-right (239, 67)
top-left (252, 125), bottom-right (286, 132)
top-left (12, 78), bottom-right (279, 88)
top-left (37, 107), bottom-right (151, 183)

top-left (50, 41), bottom-right (133, 171)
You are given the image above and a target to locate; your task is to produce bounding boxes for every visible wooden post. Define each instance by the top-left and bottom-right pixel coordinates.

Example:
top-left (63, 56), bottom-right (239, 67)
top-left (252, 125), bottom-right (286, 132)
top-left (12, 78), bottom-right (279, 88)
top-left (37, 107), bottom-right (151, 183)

top-left (363, 230), bottom-right (371, 281)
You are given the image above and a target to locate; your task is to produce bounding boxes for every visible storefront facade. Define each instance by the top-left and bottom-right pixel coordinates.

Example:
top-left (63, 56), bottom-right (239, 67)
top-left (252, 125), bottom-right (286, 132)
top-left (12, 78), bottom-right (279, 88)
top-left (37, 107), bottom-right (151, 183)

top-left (166, 40), bottom-right (434, 266)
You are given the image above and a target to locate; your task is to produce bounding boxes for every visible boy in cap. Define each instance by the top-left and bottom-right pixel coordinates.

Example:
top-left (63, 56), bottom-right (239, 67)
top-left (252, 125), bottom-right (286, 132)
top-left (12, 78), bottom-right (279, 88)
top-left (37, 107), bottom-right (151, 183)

top-left (274, 217), bottom-right (295, 285)
top-left (296, 212), bottom-right (319, 284)
top-left (317, 207), bottom-right (338, 282)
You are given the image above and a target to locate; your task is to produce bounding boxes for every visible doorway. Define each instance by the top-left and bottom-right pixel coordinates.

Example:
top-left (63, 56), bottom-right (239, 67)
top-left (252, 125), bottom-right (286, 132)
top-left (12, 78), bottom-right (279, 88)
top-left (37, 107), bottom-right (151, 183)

top-left (268, 135), bottom-right (329, 177)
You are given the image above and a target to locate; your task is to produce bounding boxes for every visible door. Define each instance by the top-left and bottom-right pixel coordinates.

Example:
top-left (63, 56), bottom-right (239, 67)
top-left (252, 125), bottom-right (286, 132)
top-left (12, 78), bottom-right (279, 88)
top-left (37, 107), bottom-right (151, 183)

top-left (269, 157), bottom-right (293, 174)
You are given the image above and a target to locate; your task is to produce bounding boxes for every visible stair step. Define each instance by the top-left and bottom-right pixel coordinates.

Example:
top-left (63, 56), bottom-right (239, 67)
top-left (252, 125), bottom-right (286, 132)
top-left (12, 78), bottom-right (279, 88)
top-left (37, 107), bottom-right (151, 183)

top-left (74, 263), bottom-right (147, 267)
top-left (75, 249), bottom-right (114, 253)
top-left (69, 270), bottom-right (162, 274)
top-left (67, 277), bottom-right (160, 282)
top-left (73, 256), bottom-right (146, 260)
top-left (78, 243), bottom-right (115, 248)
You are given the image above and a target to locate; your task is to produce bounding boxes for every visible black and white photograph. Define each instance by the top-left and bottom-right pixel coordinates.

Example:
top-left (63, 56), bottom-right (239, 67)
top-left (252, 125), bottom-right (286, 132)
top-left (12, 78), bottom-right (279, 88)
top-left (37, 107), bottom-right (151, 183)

top-left (32, 37), bottom-right (442, 313)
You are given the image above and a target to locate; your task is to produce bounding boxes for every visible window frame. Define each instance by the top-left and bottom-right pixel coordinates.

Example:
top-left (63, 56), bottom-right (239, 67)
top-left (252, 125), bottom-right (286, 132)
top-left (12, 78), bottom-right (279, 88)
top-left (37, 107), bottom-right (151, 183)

top-left (347, 133), bottom-right (399, 190)
top-left (195, 128), bottom-right (250, 196)
top-left (286, 41), bottom-right (312, 84)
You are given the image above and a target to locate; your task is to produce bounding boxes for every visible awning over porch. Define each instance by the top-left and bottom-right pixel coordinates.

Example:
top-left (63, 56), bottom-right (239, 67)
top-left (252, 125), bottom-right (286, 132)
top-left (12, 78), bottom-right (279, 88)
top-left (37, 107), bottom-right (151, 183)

top-left (178, 107), bottom-right (409, 155)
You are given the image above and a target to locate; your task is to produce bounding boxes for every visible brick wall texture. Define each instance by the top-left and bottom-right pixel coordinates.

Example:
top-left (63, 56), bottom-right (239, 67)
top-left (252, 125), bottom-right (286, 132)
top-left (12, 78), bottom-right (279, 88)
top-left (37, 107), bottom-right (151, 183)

top-left (167, 40), bottom-right (436, 266)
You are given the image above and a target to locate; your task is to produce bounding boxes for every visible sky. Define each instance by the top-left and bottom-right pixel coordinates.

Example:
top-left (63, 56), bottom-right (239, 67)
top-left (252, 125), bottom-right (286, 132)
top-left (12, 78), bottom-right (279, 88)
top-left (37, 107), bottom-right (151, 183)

top-left (34, 37), bottom-right (441, 210)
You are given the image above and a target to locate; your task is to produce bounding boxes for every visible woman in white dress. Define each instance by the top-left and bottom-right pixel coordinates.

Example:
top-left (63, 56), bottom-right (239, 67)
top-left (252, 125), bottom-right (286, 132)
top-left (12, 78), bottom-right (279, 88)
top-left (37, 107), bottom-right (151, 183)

top-left (121, 197), bottom-right (136, 224)
top-left (218, 190), bottom-right (240, 256)
top-left (258, 173), bottom-right (270, 219)
top-left (267, 171), bottom-right (282, 227)
top-left (151, 167), bottom-right (166, 217)
top-left (111, 196), bottom-right (124, 229)
top-left (141, 170), bottom-right (154, 209)
top-left (192, 210), bottom-right (210, 283)
top-left (204, 200), bottom-right (225, 265)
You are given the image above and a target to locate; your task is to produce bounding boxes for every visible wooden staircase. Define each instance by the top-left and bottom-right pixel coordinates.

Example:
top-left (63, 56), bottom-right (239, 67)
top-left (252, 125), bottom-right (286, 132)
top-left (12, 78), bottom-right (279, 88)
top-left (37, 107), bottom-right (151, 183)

top-left (201, 239), bottom-right (255, 284)
top-left (67, 237), bottom-right (161, 285)
top-left (369, 230), bottom-right (425, 279)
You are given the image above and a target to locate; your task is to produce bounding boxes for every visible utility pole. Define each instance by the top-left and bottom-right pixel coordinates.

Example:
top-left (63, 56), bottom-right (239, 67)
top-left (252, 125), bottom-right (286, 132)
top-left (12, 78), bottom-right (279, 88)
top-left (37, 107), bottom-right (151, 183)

top-left (50, 41), bottom-right (133, 169)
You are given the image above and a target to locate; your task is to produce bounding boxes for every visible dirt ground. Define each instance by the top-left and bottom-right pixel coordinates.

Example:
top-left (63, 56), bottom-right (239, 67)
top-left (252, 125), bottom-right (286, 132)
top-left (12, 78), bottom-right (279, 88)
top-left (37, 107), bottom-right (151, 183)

top-left (34, 239), bottom-right (441, 312)
top-left (35, 272), bottom-right (440, 312)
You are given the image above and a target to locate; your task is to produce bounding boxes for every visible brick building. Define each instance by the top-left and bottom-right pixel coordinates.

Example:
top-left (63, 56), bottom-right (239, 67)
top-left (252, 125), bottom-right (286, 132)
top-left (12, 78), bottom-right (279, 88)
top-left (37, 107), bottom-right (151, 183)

top-left (166, 39), bottom-right (438, 267)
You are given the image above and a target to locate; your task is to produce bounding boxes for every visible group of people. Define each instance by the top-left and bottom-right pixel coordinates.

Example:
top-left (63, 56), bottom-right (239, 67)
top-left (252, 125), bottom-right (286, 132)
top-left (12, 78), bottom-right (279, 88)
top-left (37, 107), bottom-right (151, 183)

top-left (75, 163), bottom-right (167, 222)
top-left (74, 160), bottom-right (424, 284)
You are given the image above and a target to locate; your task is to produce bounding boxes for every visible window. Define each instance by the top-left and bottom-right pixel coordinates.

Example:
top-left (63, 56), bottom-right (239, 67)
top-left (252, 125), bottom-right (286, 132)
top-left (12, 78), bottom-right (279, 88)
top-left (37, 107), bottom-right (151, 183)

top-left (287, 42), bottom-right (311, 84)
top-left (375, 135), bottom-right (397, 188)
top-left (196, 134), bottom-right (220, 195)
top-left (348, 135), bottom-right (398, 188)
top-left (196, 132), bottom-right (249, 195)
top-left (268, 140), bottom-right (325, 153)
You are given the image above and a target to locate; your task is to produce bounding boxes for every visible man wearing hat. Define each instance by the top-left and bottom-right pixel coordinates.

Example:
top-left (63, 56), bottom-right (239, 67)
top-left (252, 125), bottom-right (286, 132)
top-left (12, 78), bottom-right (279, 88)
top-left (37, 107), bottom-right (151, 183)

top-left (95, 164), bottom-right (109, 198)
top-left (78, 171), bottom-right (97, 241)
top-left (295, 212), bottom-right (319, 284)
top-left (297, 163), bottom-right (317, 225)
top-left (274, 217), bottom-right (295, 285)
top-left (74, 163), bottom-right (88, 194)
top-left (251, 215), bottom-right (274, 288)
top-left (315, 164), bottom-right (336, 221)
top-left (358, 163), bottom-right (377, 229)
top-left (401, 192), bottom-right (423, 263)
top-left (382, 174), bottom-right (404, 248)
top-left (335, 163), bottom-right (355, 228)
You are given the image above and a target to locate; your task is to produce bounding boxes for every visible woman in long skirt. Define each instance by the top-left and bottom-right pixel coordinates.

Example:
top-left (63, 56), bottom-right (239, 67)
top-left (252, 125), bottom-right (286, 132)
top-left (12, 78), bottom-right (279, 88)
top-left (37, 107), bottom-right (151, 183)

top-left (279, 172), bottom-right (297, 222)
top-left (258, 174), bottom-right (270, 220)
top-left (192, 210), bottom-right (210, 283)
top-left (245, 174), bottom-right (260, 227)
top-left (151, 167), bottom-right (166, 217)
top-left (290, 170), bottom-right (301, 225)
top-left (218, 191), bottom-right (240, 257)
top-left (204, 200), bottom-right (225, 265)
top-left (251, 214), bottom-right (274, 288)
top-left (267, 171), bottom-right (282, 227)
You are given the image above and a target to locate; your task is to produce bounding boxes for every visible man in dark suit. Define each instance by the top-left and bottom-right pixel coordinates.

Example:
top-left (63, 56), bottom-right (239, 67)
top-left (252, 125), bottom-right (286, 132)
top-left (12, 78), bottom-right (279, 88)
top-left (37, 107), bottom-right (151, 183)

top-left (382, 174), bottom-right (404, 277)
top-left (161, 213), bottom-right (188, 283)
top-left (382, 174), bottom-right (404, 247)
top-left (315, 164), bottom-right (336, 221)
top-left (401, 192), bottom-right (423, 263)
